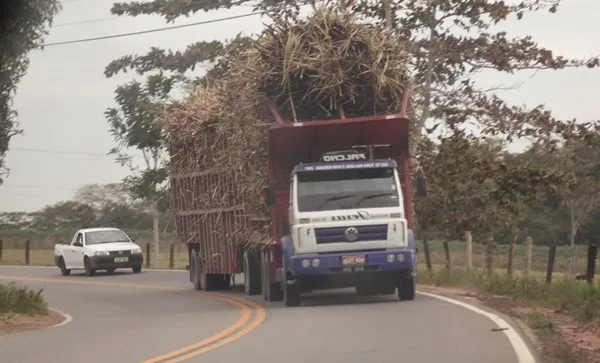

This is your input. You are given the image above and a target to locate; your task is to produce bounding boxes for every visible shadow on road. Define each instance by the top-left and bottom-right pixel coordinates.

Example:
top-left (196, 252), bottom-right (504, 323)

top-left (225, 283), bottom-right (407, 308)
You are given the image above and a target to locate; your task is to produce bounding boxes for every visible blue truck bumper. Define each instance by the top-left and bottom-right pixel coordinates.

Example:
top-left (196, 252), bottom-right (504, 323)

top-left (289, 249), bottom-right (414, 276)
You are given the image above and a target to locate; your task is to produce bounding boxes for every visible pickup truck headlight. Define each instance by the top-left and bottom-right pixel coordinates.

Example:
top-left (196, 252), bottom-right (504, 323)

top-left (93, 251), bottom-right (110, 256)
top-left (131, 248), bottom-right (143, 254)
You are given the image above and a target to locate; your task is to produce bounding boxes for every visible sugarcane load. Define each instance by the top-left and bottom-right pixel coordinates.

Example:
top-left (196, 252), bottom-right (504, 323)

top-left (165, 7), bottom-right (428, 306)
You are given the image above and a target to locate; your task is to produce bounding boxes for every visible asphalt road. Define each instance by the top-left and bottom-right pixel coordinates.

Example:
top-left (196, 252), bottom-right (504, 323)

top-left (0, 266), bottom-right (535, 363)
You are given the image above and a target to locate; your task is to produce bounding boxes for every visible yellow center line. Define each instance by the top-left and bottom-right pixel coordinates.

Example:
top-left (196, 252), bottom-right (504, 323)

top-left (0, 275), bottom-right (267, 362)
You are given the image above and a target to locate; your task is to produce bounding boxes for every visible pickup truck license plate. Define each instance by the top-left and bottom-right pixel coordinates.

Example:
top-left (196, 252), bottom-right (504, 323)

top-left (342, 255), bottom-right (365, 266)
top-left (114, 257), bottom-right (129, 263)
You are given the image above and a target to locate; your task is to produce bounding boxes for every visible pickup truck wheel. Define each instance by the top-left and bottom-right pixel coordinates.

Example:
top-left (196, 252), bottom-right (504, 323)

top-left (58, 257), bottom-right (71, 276)
top-left (132, 266), bottom-right (142, 274)
top-left (397, 276), bottom-right (416, 301)
top-left (190, 250), bottom-right (202, 291)
top-left (84, 257), bottom-right (95, 277)
top-left (243, 250), bottom-right (261, 296)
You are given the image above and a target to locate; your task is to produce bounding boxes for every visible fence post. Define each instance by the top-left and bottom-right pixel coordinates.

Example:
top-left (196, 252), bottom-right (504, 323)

top-left (485, 232), bottom-right (495, 278)
top-left (546, 244), bottom-right (557, 283)
top-left (525, 236), bottom-right (533, 278)
top-left (0, 239), bottom-right (3, 262)
top-left (465, 231), bottom-right (473, 270)
top-left (145, 242), bottom-right (151, 268)
top-left (585, 244), bottom-right (597, 284)
top-left (423, 237), bottom-right (432, 272)
top-left (443, 241), bottom-right (451, 269)
top-left (169, 243), bottom-right (175, 269)
top-left (507, 232), bottom-right (517, 278)
top-left (25, 240), bottom-right (30, 265)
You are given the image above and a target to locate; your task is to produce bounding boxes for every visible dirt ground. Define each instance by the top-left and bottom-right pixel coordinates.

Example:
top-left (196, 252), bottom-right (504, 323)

top-left (0, 310), bottom-right (66, 337)
top-left (417, 284), bottom-right (600, 363)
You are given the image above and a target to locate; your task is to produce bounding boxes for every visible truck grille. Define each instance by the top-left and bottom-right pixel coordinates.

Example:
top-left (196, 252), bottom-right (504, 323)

top-left (109, 250), bottom-right (132, 256)
top-left (315, 224), bottom-right (388, 244)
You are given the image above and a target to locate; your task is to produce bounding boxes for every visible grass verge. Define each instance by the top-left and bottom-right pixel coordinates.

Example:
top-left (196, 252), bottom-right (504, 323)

top-left (1, 281), bottom-right (48, 316)
top-left (418, 267), bottom-right (600, 323)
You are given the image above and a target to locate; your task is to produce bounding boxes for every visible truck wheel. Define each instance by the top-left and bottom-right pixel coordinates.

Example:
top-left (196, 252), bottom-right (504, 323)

top-left (397, 276), bottom-right (416, 301)
top-left (132, 266), bottom-right (142, 274)
top-left (58, 257), bottom-right (70, 276)
top-left (283, 280), bottom-right (301, 307)
top-left (261, 250), bottom-right (283, 302)
top-left (243, 250), bottom-right (261, 296)
top-left (84, 257), bottom-right (95, 277)
top-left (261, 250), bottom-right (268, 300)
top-left (190, 250), bottom-right (202, 291)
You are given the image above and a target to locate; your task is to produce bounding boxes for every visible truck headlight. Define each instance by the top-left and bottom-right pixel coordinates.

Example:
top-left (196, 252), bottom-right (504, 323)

top-left (396, 253), bottom-right (405, 262)
top-left (387, 254), bottom-right (395, 263)
top-left (302, 259), bottom-right (310, 268)
top-left (131, 248), bottom-right (143, 254)
top-left (311, 258), bottom-right (320, 267)
top-left (93, 251), bottom-right (110, 256)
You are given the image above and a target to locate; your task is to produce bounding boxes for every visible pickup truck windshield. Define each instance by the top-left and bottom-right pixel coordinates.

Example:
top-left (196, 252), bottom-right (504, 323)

top-left (86, 230), bottom-right (130, 245)
top-left (297, 168), bottom-right (400, 212)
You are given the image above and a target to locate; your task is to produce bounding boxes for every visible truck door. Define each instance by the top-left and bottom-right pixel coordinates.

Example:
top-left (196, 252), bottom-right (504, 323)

top-left (68, 232), bottom-right (85, 269)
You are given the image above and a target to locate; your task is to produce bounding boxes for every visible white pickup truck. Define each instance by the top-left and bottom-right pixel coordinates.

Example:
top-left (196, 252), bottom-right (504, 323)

top-left (54, 227), bottom-right (144, 276)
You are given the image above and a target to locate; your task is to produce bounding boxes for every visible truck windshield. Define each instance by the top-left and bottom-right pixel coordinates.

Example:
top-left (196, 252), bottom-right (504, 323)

top-left (86, 230), bottom-right (130, 245)
top-left (296, 168), bottom-right (400, 212)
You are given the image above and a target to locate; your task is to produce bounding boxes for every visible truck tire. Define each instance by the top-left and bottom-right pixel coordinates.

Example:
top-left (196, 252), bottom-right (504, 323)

top-left (261, 249), bottom-right (283, 302)
top-left (58, 257), bottom-right (71, 276)
top-left (190, 250), bottom-right (202, 291)
top-left (282, 256), bottom-right (300, 307)
top-left (283, 280), bottom-right (301, 307)
top-left (397, 276), bottom-right (416, 301)
top-left (84, 257), bottom-right (95, 277)
top-left (243, 250), bottom-right (261, 296)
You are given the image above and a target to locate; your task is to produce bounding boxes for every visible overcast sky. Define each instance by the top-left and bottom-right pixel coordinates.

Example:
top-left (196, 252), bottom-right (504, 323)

top-left (0, 0), bottom-right (598, 212)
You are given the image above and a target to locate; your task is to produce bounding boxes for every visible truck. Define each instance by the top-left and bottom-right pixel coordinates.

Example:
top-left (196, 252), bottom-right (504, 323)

top-left (54, 227), bottom-right (144, 276)
top-left (170, 90), bottom-right (427, 306)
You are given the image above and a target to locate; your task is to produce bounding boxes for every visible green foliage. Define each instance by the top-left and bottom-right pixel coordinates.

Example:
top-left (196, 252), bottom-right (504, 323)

top-left (0, 0), bottom-right (62, 182)
top-left (0, 282), bottom-right (48, 315)
top-left (0, 183), bottom-right (174, 233)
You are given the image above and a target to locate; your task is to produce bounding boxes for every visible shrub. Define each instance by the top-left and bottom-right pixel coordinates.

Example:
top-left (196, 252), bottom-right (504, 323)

top-left (0, 282), bottom-right (48, 315)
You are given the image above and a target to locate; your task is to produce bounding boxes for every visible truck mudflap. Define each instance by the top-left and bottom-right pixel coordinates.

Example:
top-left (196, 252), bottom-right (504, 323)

top-left (288, 249), bottom-right (414, 276)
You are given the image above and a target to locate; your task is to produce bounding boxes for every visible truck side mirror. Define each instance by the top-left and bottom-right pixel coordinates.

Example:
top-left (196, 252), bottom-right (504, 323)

top-left (416, 175), bottom-right (428, 197)
top-left (263, 186), bottom-right (276, 207)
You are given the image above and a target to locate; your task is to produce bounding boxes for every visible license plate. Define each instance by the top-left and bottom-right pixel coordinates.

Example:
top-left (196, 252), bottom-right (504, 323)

top-left (114, 257), bottom-right (129, 263)
top-left (342, 255), bottom-right (365, 266)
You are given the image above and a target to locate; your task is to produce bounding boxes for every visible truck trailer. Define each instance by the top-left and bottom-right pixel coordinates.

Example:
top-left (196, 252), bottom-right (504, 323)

top-left (170, 90), bottom-right (427, 306)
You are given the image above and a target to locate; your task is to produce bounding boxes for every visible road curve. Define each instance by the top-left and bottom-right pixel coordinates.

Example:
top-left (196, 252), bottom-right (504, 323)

top-left (0, 266), bottom-right (536, 363)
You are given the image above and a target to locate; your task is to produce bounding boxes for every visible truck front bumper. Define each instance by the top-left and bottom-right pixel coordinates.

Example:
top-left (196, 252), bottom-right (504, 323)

top-left (289, 249), bottom-right (414, 276)
top-left (89, 254), bottom-right (144, 269)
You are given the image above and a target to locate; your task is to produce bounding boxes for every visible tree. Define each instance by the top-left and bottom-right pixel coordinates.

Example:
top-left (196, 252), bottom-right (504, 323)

top-left (73, 183), bottom-right (132, 209)
top-left (0, 0), bottom-right (62, 183)
top-left (105, 74), bottom-right (171, 268)
top-left (107, 0), bottom-right (598, 146)
top-left (29, 201), bottom-right (97, 231)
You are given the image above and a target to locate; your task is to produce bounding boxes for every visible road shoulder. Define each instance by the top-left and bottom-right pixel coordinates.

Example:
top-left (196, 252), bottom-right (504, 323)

top-left (0, 309), bottom-right (67, 338)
